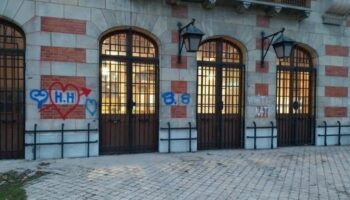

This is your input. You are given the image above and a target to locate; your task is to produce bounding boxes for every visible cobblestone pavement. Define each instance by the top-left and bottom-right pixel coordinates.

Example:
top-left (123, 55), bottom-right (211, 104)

top-left (1, 146), bottom-right (350, 200)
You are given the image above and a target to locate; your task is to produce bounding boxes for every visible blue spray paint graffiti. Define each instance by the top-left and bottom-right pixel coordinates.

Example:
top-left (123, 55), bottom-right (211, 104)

top-left (52, 90), bottom-right (76, 104)
top-left (30, 89), bottom-right (49, 109)
top-left (161, 92), bottom-right (191, 105)
top-left (86, 98), bottom-right (98, 116)
top-left (161, 91), bottom-right (176, 105)
top-left (181, 93), bottom-right (190, 105)
top-left (30, 85), bottom-right (98, 117)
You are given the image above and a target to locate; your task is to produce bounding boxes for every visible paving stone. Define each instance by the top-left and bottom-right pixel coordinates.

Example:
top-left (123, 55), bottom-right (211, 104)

top-left (1, 146), bottom-right (349, 200)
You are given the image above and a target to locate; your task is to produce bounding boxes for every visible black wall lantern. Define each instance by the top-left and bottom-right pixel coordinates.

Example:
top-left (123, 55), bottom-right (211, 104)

top-left (261, 28), bottom-right (295, 68)
top-left (178, 19), bottom-right (205, 63)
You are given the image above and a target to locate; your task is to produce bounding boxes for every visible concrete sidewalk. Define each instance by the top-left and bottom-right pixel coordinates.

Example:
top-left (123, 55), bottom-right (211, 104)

top-left (1, 146), bottom-right (350, 200)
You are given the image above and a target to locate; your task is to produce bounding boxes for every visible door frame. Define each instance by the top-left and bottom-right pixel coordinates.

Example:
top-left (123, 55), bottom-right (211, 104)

top-left (0, 19), bottom-right (26, 159)
top-left (196, 38), bottom-right (245, 149)
top-left (98, 29), bottom-right (159, 154)
top-left (276, 46), bottom-right (316, 146)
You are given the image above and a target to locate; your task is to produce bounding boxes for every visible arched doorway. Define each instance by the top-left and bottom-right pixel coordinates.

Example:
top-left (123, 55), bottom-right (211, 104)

top-left (0, 19), bottom-right (25, 159)
top-left (276, 46), bottom-right (316, 146)
top-left (196, 38), bottom-right (245, 149)
top-left (99, 29), bottom-right (159, 154)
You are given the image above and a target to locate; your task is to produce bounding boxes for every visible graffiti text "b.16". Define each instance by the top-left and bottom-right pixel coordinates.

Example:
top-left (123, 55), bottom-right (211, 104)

top-left (161, 92), bottom-right (190, 106)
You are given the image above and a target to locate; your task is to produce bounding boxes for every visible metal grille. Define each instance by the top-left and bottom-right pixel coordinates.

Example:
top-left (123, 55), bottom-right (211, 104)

top-left (265, 0), bottom-right (311, 7)
top-left (101, 33), bottom-right (127, 56)
top-left (197, 66), bottom-right (216, 114)
top-left (100, 30), bottom-right (158, 154)
top-left (132, 63), bottom-right (156, 114)
top-left (101, 60), bottom-right (127, 114)
top-left (277, 46), bottom-right (315, 146)
top-left (0, 19), bottom-right (25, 159)
top-left (132, 35), bottom-right (156, 58)
top-left (222, 68), bottom-right (240, 114)
top-left (197, 39), bottom-right (244, 149)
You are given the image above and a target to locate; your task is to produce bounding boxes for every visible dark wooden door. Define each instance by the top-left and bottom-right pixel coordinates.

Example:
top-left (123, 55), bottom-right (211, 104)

top-left (0, 20), bottom-right (25, 159)
top-left (130, 62), bottom-right (158, 152)
top-left (100, 31), bottom-right (158, 154)
top-left (197, 39), bottom-right (244, 150)
top-left (277, 47), bottom-right (315, 146)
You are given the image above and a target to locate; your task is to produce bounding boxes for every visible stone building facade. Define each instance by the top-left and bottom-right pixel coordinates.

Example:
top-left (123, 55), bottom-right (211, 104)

top-left (0, 0), bottom-right (349, 160)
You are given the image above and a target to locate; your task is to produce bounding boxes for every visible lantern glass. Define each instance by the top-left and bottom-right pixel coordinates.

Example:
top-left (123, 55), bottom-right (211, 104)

top-left (272, 34), bottom-right (295, 59)
top-left (181, 23), bottom-right (204, 53)
top-left (183, 34), bottom-right (202, 52)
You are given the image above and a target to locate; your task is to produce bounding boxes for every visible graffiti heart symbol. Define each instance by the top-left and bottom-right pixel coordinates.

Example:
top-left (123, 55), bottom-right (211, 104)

top-left (30, 89), bottom-right (49, 109)
top-left (86, 98), bottom-right (97, 116)
top-left (48, 82), bottom-right (81, 120)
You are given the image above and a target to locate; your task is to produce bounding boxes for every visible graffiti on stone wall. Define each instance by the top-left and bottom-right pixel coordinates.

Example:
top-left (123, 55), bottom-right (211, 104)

top-left (255, 106), bottom-right (268, 118)
top-left (86, 98), bottom-right (98, 116)
top-left (247, 96), bottom-right (269, 106)
top-left (30, 81), bottom-right (98, 119)
top-left (247, 96), bottom-right (271, 118)
top-left (161, 91), bottom-right (190, 106)
top-left (30, 89), bottom-right (49, 109)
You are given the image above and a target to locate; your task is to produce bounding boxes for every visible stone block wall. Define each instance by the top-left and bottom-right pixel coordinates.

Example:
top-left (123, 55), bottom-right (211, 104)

top-left (0, 0), bottom-right (349, 158)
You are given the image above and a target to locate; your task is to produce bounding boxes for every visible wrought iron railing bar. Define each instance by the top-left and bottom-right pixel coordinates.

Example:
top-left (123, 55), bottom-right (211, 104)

top-left (25, 123), bottom-right (98, 160)
top-left (317, 125), bottom-right (350, 128)
top-left (323, 121), bottom-right (327, 146)
top-left (253, 121), bottom-right (257, 149)
top-left (26, 129), bottom-right (98, 133)
top-left (189, 122), bottom-right (192, 152)
top-left (160, 122), bottom-right (197, 153)
top-left (160, 127), bottom-right (197, 130)
top-left (270, 121), bottom-right (274, 149)
top-left (337, 121), bottom-right (341, 146)
top-left (61, 124), bottom-right (64, 159)
top-left (168, 122), bottom-right (171, 153)
top-left (247, 136), bottom-right (277, 138)
top-left (317, 134), bottom-right (350, 137)
top-left (34, 124), bottom-right (37, 160)
top-left (25, 141), bottom-right (98, 146)
top-left (246, 121), bottom-right (277, 150)
top-left (260, 0), bottom-right (310, 7)
top-left (237, 0), bottom-right (311, 8)
top-left (246, 122), bottom-right (277, 130)
top-left (160, 138), bottom-right (198, 141)
top-left (88, 123), bottom-right (90, 157)
top-left (246, 126), bottom-right (276, 129)
top-left (317, 121), bottom-right (350, 146)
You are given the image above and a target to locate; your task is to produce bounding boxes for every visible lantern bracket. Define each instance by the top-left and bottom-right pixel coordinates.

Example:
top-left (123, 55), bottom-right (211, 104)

top-left (177, 19), bottom-right (197, 64)
top-left (260, 28), bottom-right (285, 68)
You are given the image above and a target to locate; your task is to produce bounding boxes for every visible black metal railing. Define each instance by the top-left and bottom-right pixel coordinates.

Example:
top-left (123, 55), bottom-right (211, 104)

top-left (25, 123), bottom-right (98, 160)
top-left (264, 0), bottom-right (311, 8)
top-left (160, 122), bottom-right (197, 153)
top-left (317, 121), bottom-right (350, 146)
top-left (246, 121), bottom-right (277, 150)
